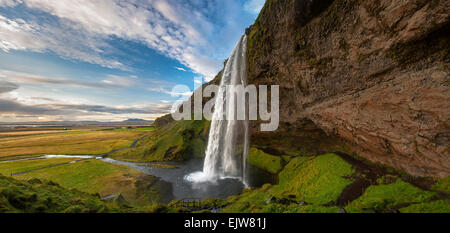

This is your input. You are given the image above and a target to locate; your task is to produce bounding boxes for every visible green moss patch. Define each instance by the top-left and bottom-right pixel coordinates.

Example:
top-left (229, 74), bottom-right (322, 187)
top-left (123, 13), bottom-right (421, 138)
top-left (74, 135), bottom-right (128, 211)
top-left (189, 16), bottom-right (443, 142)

top-left (222, 185), bottom-right (273, 213)
top-left (283, 205), bottom-right (341, 213)
top-left (271, 153), bottom-right (354, 205)
top-left (223, 154), bottom-right (448, 213)
top-left (346, 178), bottom-right (438, 213)
top-left (0, 174), bottom-right (115, 213)
top-left (431, 177), bottom-right (450, 195)
top-left (400, 200), bottom-right (450, 213)
top-left (222, 153), bottom-right (354, 212)
top-left (248, 147), bottom-right (284, 174)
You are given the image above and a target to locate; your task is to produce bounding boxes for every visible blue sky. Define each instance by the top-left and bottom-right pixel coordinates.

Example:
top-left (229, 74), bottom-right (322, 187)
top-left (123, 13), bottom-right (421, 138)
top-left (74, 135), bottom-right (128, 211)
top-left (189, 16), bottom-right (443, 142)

top-left (0, 0), bottom-right (265, 122)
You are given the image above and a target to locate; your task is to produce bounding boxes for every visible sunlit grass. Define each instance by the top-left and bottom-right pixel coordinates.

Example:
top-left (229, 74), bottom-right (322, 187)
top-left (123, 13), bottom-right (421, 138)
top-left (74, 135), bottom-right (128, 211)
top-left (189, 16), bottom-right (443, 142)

top-left (271, 153), bottom-right (354, 204)
top-left (0, 130), bottom-right (150, 159)
top-left (400, 199), bottom-right (450, 213)
top-left (0, 158), bottom-right (78, 175)
top-left (222, 153), bottom-right (355, 213)
top-left (248, 147), bottom-right (284, 174)
top-left (110, 119), bottom-right (208, 162)
top-left (0, 158), bottom-right (164, 205)
top-left (346, 177), bottom-right (438, 213)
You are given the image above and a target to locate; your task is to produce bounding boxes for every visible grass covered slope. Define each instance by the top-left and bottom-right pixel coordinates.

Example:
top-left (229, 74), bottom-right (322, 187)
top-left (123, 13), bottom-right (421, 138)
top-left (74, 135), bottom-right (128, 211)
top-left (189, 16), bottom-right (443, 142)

top-left (109, 119), bottom-right (209, 162)
top-left (248, 147), bottom-right (284, 174)
top-left (222, 153), bottom-right (354, 212)
top-left (346, 178), bottom-right (438, 213)
top-left (272, 154), bottom-right (354, 204)
top-left (0, 158), bottom-right (171, 205)
top-left (0, 174), bottom-right (119, 213)
top-left (221, 153), bottom-right (450, 213)
top-left (400, 200), bottom-right (450, 213)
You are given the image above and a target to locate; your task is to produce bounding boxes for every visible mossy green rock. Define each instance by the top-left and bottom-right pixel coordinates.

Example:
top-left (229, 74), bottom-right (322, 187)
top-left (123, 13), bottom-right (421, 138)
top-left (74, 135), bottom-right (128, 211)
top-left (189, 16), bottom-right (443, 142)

top-left (400, 200), bottom-right (450, 213)
top-left (248, 147), bottom-right (283, 174)
top-left (222, 153), bottom-right (354, 212)
top-left (272, 153), bottom-right (354, 205)
top-left (346, 178), bottom-right (438, 213)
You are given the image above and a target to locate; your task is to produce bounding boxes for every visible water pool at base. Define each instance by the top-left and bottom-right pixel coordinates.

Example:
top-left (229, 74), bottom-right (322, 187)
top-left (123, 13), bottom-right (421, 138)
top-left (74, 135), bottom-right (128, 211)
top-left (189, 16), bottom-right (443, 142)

top-left (100, 158), bottom-right (246, 203)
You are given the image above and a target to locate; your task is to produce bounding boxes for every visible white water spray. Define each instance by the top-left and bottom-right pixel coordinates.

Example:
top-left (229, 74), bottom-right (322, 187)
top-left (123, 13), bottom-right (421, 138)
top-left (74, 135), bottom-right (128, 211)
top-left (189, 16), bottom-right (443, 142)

top-left (185, 34), bottom-right (249, 186)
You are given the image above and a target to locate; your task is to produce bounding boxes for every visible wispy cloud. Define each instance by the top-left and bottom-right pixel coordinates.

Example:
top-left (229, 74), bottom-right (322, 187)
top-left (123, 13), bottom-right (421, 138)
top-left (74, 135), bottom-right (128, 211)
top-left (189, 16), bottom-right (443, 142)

top-left (101, 75), bottom-right (136, 87)
top-left (147, 87), bottom-right (192, 97)
top-left (0, 98), bottom-right (172, 117)
top-left (0, 0), bottom-right (20, 7)
top-left (0, 98), bottom-right (67, 115)
top-left (175, 67), bottom-right (187, 72)
top-left (0, 80), bottom-right (18, 93)
top-left (0, 0), bottom-right (243, 79)
top-left (0, 15), bottom-right (128, 70)
top-left (0, 69), bottom-right (136, 88)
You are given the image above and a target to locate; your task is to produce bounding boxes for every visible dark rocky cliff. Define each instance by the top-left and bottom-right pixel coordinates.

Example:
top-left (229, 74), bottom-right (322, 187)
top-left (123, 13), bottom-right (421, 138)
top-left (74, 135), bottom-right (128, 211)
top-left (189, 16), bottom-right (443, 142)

top-left (246, 0), bottom-right (449, 177)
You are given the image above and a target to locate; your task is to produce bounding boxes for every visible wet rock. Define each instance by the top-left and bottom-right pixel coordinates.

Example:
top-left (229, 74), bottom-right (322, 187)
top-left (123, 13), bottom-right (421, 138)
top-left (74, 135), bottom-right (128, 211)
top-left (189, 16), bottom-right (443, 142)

top-left (266, 196), bottom-right (276, 204)
top-left (390, 209), bottom-right (401, 213)
top-left (278, 198), bottom-right (291, 205)
top-left (245, 27), bottom-right (251, 35)
top-left (299, 201), bottom-right (308, 206)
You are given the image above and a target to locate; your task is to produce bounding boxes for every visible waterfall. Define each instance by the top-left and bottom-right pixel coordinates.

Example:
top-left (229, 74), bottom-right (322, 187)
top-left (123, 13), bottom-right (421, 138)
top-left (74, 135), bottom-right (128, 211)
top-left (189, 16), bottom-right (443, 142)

top-left (186, 34), bottom-right (249, 186)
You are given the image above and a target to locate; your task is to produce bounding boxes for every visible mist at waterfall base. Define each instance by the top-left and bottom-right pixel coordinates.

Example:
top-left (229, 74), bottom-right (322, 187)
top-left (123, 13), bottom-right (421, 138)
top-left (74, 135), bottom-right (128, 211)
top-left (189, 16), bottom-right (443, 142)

top-left (185, 34), bottom-right (252, 188)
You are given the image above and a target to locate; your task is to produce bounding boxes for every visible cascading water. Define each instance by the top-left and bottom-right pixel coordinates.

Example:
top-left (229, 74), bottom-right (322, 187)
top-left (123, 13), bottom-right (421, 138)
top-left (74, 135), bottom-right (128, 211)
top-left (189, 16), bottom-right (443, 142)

top-left (185, 34), bottom-right (249, 187)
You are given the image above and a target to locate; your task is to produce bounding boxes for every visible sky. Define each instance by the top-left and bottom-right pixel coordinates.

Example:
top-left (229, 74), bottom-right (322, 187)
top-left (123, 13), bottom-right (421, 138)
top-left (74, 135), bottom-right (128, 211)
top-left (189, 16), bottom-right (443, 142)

top-left (0, 0), bottom-right (265, 122)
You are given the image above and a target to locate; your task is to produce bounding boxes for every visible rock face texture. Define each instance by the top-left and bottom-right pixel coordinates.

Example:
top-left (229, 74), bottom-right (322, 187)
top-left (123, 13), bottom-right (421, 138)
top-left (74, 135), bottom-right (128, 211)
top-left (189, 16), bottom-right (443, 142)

top-left (246, 0), bottom-right (449, 177)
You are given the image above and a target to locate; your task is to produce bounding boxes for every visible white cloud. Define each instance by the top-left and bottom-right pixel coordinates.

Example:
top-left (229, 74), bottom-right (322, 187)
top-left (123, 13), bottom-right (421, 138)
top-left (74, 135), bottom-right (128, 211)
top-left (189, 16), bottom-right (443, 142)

top-left (0, 0), bottom-right (226, 79)
top-left (0, 15), bottom-right (128, 70)
top-left (0, 15), bottom-right (46, 52)
top-left (175, 67), bottom-right (187, 72)
top-left (0, 69), bottom-right (133, 88)
top-left (102, 75), bottom-right (136, 87)
top-left (147, 87), bottom-right (192, 97)
top-left (0, 0), bottom-right (21, 7)
top-left (194, 79), bottom-right (202, 84)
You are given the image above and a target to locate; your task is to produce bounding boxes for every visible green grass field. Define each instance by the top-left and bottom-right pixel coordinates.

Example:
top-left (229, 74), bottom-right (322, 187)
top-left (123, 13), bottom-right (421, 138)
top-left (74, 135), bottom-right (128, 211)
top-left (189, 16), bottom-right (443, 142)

top-left (0, 158), bottom-right (168, 205)
top-left (0, 125), bottom-right (165, 207)
top-left (0, 127), bottom-right (154, 160)
top-left (0, 157), bottom-right (79, 175)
